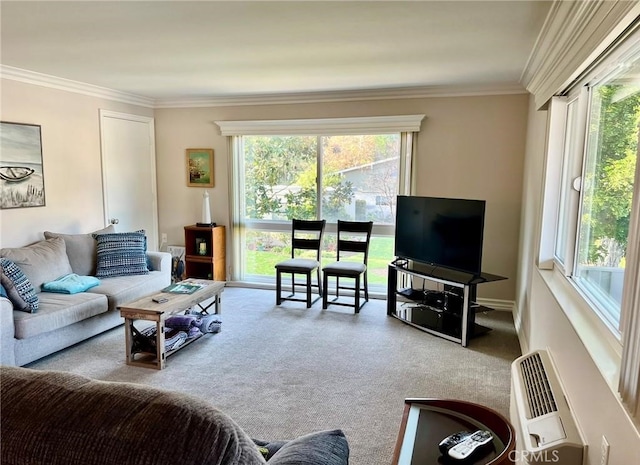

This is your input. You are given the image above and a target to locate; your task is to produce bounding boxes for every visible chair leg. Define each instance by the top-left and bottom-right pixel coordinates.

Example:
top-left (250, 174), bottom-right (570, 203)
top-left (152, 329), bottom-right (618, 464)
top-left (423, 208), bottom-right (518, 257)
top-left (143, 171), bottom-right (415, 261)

top-left (354, 275), bottom-right (360, 313)
top-left (364, 271), bottom-right (369, 302)
top-left (306, 272), bottom-right (312, 308)
top-left (322, 273), bottom-right (329, 309)
top-left (336, 276), bottom-right (340, 297)
top-left (317, 267), bottom-right (323, 297)
top-left (276, 270), bottom-right (282, 305)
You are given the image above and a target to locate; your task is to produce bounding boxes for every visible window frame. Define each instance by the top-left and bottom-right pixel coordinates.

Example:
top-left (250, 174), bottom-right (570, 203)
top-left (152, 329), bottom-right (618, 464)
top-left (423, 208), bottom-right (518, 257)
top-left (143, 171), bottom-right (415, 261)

top-left (539, 23), bottom-right (640, 420)
top-left (550, 39), bottom-right (640, 339)
top-left (217, 115), bottom-right (424, 288)
top-left (236, 133), bottom-right (401, 287)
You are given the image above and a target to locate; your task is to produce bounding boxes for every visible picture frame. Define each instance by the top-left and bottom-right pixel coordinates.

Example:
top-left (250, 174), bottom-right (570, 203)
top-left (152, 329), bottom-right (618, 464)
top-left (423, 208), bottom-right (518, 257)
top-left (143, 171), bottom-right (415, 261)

top-left (0, 121), bottom-right (46, 209)
top-left (186, 148), bottom-right (214, 187)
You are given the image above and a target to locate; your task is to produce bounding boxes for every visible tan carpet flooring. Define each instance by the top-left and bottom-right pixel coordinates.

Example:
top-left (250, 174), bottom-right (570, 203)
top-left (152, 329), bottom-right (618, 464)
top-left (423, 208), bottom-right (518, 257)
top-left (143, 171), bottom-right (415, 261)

top-left (28, 286), bottom-right (522, 465)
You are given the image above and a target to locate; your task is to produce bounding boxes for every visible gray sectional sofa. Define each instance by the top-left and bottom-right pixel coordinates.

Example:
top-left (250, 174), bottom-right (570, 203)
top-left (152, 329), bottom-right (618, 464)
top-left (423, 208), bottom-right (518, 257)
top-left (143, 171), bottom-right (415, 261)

top-left (0, 227), bottom-right (171, 366)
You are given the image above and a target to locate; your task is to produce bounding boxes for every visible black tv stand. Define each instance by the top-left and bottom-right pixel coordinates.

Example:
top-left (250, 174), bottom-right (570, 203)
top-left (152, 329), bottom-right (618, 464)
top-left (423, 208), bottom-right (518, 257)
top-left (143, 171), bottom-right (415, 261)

top-left (387, 260), bottom-right (507, 346)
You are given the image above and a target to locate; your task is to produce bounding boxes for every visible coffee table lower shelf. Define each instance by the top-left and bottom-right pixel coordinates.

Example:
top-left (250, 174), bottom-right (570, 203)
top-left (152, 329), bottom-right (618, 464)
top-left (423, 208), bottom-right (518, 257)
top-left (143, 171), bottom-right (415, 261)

top-left (119, 279), bottom-right (224, 370)
top-left (127, 330), bottom-right (206, 369)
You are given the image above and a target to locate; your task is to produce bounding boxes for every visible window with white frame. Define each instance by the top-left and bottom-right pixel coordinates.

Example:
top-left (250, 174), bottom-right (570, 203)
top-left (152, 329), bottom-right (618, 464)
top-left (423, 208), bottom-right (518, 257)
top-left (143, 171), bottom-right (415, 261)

top-left (554, 43), bottom-right (640, 336)
top-left (239, 134), bottom-right (400, 290)
top-left (217, 115), bottom-right (423, 292)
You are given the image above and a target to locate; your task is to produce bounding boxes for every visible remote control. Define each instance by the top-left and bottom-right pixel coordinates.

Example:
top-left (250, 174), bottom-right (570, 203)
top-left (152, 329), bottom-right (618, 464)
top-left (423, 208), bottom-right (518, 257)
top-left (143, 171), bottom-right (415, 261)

top-left (447, 430), bottom-right (493, 460)
top-left (152, 296), bottom-right (168, 303)
top-left (438, 430), bottom-right (472, 454)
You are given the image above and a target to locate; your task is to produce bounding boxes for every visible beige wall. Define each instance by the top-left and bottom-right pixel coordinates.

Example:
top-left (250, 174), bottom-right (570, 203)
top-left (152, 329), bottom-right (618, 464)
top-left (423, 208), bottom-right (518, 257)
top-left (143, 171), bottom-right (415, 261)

top-left (1, 79), bottom-right (527, 304)
top-left (0, 79), bottom-right (153, 247)
top-left (516, 94), bottom-right (640, 464)
top-left (155, 94), bottom-right (528, 301)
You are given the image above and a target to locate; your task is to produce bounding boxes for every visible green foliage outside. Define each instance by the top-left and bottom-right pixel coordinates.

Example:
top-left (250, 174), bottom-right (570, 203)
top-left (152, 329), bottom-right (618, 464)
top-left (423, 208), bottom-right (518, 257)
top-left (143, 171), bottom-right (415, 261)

top-left (244, 136), bottom-right (356, 221)
top-left (241, 134), bottom-right (401, 286)
top-left (581, 84), bottom-right (640, 267)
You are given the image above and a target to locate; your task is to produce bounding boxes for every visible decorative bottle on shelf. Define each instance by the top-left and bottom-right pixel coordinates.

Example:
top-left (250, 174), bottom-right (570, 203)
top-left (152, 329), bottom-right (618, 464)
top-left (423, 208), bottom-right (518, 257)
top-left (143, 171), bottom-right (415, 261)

top-left (197, 190), bottom-right (216, 227)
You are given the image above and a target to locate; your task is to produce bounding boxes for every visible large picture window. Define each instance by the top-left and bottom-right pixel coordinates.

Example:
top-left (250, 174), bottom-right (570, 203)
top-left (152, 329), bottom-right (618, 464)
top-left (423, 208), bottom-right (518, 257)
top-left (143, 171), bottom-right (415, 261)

top-left (238, 134), bottom-right (401, 290)
top-left (219, 115), bottom-right (424, 291)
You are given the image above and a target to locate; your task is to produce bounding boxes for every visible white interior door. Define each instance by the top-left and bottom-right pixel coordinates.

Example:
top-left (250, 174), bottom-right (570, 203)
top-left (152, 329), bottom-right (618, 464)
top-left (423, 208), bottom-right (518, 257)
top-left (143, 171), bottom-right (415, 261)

top-left (99, 110), bottom-right (159, 251)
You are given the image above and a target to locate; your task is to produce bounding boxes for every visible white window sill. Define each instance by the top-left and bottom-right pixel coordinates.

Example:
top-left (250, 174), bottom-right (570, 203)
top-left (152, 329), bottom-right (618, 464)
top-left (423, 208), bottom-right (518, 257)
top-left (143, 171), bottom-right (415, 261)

top-left (538, 267), bottom-right (623, 394)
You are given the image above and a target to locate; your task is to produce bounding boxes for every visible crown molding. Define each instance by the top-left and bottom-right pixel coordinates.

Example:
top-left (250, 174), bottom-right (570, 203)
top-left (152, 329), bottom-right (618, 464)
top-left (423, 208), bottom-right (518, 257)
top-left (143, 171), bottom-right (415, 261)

top-left (154, 83), bottom-right (527, 108)
top-left (1, 64), bottom-right (526, 109)
top-left (0, 65), bottom-right (155, 108)
top-left (522, 0), bottom-right (640, 110)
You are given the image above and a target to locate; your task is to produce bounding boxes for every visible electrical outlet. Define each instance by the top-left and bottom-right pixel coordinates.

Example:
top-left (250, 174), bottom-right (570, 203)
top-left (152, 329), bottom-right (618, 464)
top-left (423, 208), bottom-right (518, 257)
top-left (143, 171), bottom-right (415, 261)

top-left (161, 233), bottom-right (167, 243)
top-left (601, 435), bottom-right (610, 465)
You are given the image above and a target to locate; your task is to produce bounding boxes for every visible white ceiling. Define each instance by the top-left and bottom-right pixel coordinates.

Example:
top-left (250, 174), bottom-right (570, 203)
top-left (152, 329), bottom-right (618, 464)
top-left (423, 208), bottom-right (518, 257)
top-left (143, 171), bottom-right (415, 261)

top-left (0, 1), bottom-right (552, 102)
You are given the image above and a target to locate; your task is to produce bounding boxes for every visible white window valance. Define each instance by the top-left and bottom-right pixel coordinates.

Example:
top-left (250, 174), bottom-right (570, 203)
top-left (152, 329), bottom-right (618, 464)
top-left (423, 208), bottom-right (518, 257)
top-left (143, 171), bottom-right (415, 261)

top-left (215, 115), bottom-right (425, 136)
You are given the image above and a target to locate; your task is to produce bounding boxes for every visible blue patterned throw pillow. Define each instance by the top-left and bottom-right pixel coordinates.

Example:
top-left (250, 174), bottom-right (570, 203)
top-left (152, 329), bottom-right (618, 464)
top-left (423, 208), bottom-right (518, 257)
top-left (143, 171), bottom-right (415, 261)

top-left (0, 257), bottom-right (39, 313)
top-left (93, 231), bottom-right (149, 278)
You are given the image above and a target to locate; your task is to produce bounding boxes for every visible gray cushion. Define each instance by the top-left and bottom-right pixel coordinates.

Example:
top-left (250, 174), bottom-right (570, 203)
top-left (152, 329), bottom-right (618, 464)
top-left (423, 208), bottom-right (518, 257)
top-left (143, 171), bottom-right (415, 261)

top-left (87, 270), bottom-right (169, 311)
top-left (1, 238), bottom-right (73, 293)
top-left (13, 292), bottom-right (108, 339)
top-left (275, 258), bottom-right (320, 272)
top-left (323, 261), bottom-right (366, 276)
top-left (44, 225), bottom-right (116, 276)
top-left (266, 430), bottom-right (349, 465)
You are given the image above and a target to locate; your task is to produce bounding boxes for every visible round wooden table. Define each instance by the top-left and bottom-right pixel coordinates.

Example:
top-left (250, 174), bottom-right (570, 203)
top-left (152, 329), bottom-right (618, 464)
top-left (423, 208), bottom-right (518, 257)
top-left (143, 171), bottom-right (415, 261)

top-left (392, 398), bottom-right (516, 464)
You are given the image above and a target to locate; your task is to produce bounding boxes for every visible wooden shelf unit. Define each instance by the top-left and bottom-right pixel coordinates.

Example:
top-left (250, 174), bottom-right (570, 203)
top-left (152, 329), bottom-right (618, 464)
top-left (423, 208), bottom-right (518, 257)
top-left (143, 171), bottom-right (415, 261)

top-left (184, 225), bottom-right (226, 281)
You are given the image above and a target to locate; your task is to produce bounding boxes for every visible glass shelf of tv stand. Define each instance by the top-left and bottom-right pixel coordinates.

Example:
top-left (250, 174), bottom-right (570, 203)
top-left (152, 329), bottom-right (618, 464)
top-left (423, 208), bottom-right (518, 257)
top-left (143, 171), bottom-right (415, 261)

top-left (387, 260), bottom-right (507, 346)
top-left (390, 259), bottom-right (507, 286)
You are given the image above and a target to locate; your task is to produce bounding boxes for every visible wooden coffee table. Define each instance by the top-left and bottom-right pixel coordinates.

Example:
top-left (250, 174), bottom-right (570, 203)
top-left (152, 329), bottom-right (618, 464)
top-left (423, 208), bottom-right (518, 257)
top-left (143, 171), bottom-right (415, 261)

top-left (119, 279), bottom-right (224, 370)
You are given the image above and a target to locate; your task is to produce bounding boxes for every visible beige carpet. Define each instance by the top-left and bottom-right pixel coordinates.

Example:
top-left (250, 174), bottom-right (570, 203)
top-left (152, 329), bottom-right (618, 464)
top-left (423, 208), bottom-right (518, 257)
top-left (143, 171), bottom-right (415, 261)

top-left (28, 287), bottom-right (521, 465)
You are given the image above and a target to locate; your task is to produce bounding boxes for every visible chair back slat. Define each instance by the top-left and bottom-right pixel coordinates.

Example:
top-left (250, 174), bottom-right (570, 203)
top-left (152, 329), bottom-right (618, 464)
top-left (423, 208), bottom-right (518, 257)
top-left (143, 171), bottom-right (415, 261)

top-left (293, 219), bottom-right (326, 232)
top-left (338, 239), bottom-right (368, 254)
top-left (336, 220), bottom-right (373, 262)
top-left (291, 219), bottom-right (326, 260)
top-left (293, 238), bottom-right (322, 251)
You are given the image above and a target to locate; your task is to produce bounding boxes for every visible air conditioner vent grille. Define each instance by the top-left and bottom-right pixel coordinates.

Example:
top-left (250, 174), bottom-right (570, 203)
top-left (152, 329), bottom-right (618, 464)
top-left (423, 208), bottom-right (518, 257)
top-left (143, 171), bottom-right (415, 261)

top-left (519, 352), bottom-right (558, 418)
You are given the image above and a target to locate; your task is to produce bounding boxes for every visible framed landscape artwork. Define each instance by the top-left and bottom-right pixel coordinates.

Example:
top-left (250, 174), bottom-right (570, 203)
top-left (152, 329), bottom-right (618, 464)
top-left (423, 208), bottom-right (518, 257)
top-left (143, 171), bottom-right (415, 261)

top-left (186, 148), bottom-right (214, 187)
top-left (0, 121), bottom-right (46, 209)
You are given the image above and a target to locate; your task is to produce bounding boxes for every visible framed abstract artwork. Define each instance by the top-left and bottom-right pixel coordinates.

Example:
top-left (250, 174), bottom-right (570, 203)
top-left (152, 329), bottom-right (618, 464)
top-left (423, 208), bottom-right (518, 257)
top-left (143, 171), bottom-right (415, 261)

top-left (0, 121), bottom-right (46, 209)
top-left (186, 148), bottom-right (214, 188)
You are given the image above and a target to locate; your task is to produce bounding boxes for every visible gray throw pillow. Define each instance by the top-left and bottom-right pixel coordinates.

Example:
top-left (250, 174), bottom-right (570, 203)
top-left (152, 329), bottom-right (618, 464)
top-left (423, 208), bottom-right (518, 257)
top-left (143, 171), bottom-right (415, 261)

top-left (266, 430), bottom-right (349, 465)
top-left (0, 237), bottom-right (72, 292)
top-left (44, 225), bottom-right (115, 276)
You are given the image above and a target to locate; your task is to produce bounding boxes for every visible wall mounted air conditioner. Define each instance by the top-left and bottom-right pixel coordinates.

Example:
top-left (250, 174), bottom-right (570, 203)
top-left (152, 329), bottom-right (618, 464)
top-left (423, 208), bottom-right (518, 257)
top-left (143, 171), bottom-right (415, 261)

top-left (510, 349), bottom-right (586, 465)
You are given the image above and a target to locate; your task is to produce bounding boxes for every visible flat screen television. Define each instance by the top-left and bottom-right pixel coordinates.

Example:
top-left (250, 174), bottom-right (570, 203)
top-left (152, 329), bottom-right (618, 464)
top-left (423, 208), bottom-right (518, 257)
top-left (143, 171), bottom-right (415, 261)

top-left (394, 195), bottom-right (486, 275)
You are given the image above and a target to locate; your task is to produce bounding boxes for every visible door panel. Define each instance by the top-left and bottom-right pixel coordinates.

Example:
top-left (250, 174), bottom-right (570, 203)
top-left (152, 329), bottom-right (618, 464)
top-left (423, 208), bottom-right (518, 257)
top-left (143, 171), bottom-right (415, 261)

top-left (100, 110), bottom-right (158, 251)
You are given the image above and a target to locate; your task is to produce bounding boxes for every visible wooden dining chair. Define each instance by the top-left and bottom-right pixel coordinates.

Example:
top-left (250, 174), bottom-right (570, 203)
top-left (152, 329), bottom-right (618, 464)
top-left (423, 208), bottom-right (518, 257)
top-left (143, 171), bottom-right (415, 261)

top-left (275, 219), bottom-right (326, 308)
top-left (322, 220), bottom-right (373, 313)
